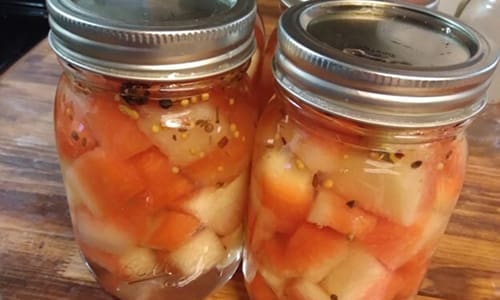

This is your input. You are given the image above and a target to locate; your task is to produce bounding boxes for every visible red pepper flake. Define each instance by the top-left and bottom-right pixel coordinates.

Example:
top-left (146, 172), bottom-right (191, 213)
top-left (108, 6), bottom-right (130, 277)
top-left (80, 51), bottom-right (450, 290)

top-left (280, 136), bottom-right (287, 145)
top-left (215, 182), bottom-right (224, 188)
top-left (394, 152), bottom-right (405, 159)
top-left (217, 136), bottom-right (229, 148)
top-left (411, 160), bottom-right (423, 169)
top-left (70, 131), bottom-right (79, 141)
top-left (446, 150), bottom-right (453, 160)
top-left (346, 200), bottom-right (356, 208)
top-left (172, 134), bottom-right (177, 141)
top-left (330, 295), bottom-right (338, 300)
top-left (312, 172), bottom-right (320, 188)
top-left (195, 119), bottom-right (206, 126)
top-left (215, 107), bottom-right (220, 124)
top-left (81, 137), bottom-right (87, 147)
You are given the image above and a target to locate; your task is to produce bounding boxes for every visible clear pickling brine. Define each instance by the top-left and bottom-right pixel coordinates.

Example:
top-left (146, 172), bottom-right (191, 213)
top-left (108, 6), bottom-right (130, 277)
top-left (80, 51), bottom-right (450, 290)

top-left (47, 0), bottom-right (258, 299)
top-left (244, 1), bottom-right (498, 300)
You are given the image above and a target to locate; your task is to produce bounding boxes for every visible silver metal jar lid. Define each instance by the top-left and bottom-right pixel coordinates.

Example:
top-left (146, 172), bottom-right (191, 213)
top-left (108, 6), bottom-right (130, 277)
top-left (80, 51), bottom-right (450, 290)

top-left (47, 0), bottom-right (257, 81)
top-left (281, 0), bottom-right (439, 10)
top-left (273, 0), bottom-right (499, 127)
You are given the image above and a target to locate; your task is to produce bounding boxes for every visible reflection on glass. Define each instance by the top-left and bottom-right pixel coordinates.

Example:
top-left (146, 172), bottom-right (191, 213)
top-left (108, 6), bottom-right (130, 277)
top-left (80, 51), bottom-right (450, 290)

top-left (72, 0), bottom-right (237, 25)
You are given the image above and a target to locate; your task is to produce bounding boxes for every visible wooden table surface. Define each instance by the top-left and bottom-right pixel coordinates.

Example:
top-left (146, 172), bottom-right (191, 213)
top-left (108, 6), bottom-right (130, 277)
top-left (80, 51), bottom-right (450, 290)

top-left (0, 1), bottom-right (499, 299)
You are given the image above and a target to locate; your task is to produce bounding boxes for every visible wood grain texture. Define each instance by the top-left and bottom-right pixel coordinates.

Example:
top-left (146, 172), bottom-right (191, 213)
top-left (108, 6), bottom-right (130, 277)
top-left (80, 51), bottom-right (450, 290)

top-left (0, 1), bottom-right (498, 299)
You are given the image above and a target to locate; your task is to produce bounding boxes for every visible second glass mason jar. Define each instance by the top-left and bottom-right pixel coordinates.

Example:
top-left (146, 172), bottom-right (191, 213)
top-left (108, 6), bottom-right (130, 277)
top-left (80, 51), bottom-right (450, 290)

top-left (47, 0), bottom-right (258, 299)
top-left (244, 1), bottom-right (498, 300)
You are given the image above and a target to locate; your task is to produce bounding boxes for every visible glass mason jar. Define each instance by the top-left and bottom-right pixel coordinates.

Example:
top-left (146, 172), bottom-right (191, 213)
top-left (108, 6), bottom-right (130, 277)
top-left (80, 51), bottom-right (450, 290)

top-left (244, 1), bottom-right (498, 300)
top-left (47, 0), bottom-right (258, 299)
top-left (258, 0), bottom-right (440, 112)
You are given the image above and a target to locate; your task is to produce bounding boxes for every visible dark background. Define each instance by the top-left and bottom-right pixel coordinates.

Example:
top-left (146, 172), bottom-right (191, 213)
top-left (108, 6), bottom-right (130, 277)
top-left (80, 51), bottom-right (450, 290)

top-left (0, 0), bottom-right (49, 72)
